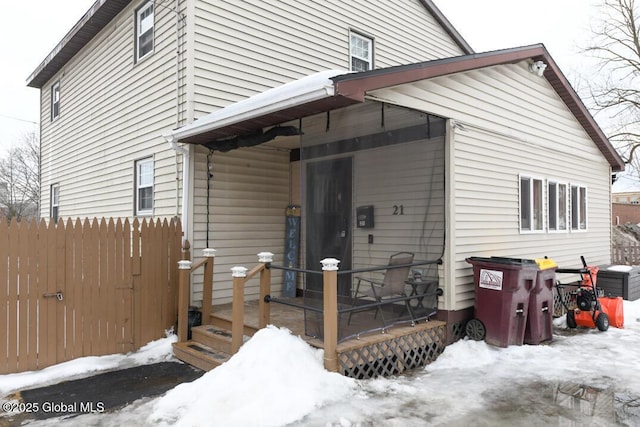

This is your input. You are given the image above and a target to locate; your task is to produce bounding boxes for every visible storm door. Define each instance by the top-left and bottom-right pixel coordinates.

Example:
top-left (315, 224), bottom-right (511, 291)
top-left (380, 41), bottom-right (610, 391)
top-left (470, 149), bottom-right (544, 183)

top-left (305, 157), bottom-right (353, 299)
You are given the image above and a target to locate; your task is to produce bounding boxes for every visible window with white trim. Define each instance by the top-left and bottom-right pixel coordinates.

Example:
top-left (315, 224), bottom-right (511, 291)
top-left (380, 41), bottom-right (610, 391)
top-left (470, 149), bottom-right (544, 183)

top-left (350, 32), bottom-right (373, 72)
top-left (520, 175), bottom-right (544, 232)
top-left (135, 158), bottom-right (153, 215)
top-left (571, 184), bottom-right (588, 230)
top-left (136, 1), bottom-right (154, 61)
top-left (50, 184), bottom-right (59, 222)
top-left (51, 81), bottom-right (60, 121)
top-left (548, 181), bottom-right (568, 231)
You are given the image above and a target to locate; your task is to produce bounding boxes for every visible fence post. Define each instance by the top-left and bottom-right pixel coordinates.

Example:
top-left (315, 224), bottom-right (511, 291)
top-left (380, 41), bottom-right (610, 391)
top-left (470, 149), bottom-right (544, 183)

top-left (258, 252), bottom-right (274, 329)
top-left (177, 260), bottom-right (192, 342)
top-left (321, 258), bottom-right (340, 373)
top-left (231, 266), bottom-right (248, 353)
top-left (201, 248), bottom-right (216, 325)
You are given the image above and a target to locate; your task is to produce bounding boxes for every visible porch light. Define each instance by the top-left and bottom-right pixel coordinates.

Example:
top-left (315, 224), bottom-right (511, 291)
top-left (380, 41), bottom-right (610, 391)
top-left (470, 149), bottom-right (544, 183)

top-left (321, 258), bottom-right (341, 271)
top-left (258, 252), bottom-right (274, 263)
top-left (231, 266), bottom-right (249, 278)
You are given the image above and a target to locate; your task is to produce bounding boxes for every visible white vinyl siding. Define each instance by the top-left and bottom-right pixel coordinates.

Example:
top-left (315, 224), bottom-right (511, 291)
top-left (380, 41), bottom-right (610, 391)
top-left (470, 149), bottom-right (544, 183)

top-left (367, 61), bottom-right (612, 311)
top-left (191, 0), bottom-right (466, 117)
top-left (39, 2), bottom-right (179, 220)
top-left (352, 139), bottom-right (445, 273)
top-left (191, 146), bottom-right (289, 305)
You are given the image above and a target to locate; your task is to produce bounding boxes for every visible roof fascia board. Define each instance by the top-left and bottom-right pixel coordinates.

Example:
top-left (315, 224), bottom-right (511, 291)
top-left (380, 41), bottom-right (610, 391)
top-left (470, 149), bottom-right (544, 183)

top-left (26, 0), bottom-right (130, 88)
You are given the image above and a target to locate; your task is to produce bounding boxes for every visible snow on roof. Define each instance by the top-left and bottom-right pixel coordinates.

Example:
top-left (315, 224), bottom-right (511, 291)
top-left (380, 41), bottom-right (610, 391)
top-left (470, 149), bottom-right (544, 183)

top-left (168, 70), bottom-right (348, 143)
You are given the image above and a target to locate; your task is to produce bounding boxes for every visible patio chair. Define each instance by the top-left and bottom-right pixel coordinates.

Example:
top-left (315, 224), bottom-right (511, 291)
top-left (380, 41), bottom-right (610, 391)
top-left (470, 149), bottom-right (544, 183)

top-left (349, 252), bottom-right (415, 327)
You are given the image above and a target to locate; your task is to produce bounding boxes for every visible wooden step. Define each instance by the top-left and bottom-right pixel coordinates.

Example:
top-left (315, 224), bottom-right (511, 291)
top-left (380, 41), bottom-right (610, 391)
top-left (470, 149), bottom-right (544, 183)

top-left (191, 325), bottom-right (235, 354)
top-left (172, 341), bottom-right (230, 372)
top-left (209, 315), bottom-right (260, 337)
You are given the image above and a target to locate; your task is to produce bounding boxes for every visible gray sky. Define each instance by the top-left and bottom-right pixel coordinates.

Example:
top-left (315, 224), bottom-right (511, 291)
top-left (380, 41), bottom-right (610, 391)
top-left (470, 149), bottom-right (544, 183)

top-left (0, 0), bottom-right (602, 155)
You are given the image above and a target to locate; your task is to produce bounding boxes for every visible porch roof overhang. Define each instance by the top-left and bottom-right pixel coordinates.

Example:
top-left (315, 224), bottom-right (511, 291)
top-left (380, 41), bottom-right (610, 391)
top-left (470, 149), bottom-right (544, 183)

top-left (169, 44), bottom-right (624, 173)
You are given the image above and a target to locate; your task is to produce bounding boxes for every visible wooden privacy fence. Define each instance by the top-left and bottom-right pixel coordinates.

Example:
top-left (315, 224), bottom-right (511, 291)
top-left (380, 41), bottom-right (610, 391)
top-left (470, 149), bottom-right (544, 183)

top-left (611, 244), bottom-right (640, 266)
top-left (0, 217), bottom-right (183, 374)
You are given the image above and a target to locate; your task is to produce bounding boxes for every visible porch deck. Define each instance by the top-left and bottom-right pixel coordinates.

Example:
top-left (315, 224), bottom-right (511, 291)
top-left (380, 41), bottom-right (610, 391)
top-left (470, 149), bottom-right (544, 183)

top-left (208, 298), bottom-right (447, 379)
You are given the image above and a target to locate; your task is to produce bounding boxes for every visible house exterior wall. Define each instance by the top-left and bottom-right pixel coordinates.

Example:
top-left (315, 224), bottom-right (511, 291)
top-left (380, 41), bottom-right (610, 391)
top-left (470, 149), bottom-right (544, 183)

top-left (39, 3), bottom-right (181, 220)
top-left (612, 203), bottom-right (640, 225)
top-left (190, 0), bottom-right (466, 117)
top-left (367, 61), bottom-right (614, 311)
top-left (36, 0), bottom-right (467, 307)
top-left (190, 146), bottom-right (290, 303)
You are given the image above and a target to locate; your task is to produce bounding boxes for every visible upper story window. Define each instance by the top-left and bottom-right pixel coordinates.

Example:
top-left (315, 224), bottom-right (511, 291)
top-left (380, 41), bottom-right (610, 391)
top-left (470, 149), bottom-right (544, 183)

top-left (136, 1), bottom-right (154, 62)
top-left (50, 184), bottom-right (60, 222)
top-left (51, 81), bottom-right (60, 121)
top-left (571, 184), bottom-right (588, 231)
top-left (548, 181), bottom-right (568, 231)
top-left (519, 175), bottom-right (544, 232)
top-left (350, 32), bottom-right (373, 72)
top-left (135, 157), bottom-right (153, 216)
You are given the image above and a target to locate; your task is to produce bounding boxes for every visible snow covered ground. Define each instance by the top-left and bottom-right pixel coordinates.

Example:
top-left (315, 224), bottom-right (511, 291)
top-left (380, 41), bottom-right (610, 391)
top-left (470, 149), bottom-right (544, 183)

top-left (2, 300), bottom-right (640, 426)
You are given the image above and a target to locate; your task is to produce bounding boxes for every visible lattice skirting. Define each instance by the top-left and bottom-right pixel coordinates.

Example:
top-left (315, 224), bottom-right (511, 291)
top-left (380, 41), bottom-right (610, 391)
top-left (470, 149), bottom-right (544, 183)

top-left (554, 284), bottom-right (579, 317)
top-left (338, 323), bottom-right (446, 379)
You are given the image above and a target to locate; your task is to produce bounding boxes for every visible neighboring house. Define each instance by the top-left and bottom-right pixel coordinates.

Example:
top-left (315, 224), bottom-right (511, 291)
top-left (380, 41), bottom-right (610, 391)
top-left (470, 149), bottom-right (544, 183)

top-left (612, 191), bottom-right (640, 204)
top-left (28, 1), bottom-right (624, 336)
top-left (613, 203), bottom-right (640, 225)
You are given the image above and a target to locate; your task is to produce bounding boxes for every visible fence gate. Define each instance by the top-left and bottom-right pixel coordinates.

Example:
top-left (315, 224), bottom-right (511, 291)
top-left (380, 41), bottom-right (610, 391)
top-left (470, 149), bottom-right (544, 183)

top-left (0, 217), bottom-right (183, 375)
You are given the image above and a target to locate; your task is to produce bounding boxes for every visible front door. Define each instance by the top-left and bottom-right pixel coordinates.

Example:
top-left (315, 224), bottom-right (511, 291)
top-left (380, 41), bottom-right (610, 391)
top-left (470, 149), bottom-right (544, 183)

top-left (305, 157), bottom-right (352, 297)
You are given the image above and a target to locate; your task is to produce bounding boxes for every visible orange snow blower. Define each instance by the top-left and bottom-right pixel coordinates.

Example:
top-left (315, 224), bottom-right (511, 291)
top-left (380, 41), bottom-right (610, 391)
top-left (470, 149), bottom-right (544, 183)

top-left (555, 256), bottom-right (624, 331)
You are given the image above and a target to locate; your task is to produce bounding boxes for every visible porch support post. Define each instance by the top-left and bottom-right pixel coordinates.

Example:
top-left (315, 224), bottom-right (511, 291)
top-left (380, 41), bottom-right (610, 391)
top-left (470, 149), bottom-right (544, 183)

top-left (177, 260), bottom-right (193, 342)
top-left (231, 266), bottom-right (248, 353)
top-left (258, 252), bottom-right (274, 329)
top-left (201, 248), bottom-right (216, 325)
top-left (321, 258), bottom-right (340, 372)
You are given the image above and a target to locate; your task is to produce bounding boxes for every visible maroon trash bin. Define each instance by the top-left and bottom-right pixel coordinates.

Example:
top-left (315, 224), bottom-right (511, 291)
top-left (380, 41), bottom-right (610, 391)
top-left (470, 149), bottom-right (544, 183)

top-left (465, 257), bottom-right (538, 347)
top-left (524, 259), bottom-right (557, 345)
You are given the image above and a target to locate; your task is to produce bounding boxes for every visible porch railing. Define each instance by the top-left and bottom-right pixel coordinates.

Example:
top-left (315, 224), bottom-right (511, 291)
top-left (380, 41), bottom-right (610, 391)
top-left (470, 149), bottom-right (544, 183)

top-left (176, 251), bottom-right (438, 372)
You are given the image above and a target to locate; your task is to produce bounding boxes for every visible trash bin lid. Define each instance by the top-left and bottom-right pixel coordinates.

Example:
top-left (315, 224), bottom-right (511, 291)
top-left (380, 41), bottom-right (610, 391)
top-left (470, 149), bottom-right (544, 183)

top-left (535, 258), bottom-right (558, 270)
top-left (466, 256), bottom-right (537, 266)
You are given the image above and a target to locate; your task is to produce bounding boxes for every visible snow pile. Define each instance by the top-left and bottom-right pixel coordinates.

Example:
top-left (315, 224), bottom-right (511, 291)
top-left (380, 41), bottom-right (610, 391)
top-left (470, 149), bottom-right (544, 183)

top-left (148, 325), bottom-right (357, 427)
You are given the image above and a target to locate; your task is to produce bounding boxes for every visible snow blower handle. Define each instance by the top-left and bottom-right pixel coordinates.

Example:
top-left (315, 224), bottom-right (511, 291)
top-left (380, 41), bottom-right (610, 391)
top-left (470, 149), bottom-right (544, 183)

top-left (580, 256), bottom-right (587, 268)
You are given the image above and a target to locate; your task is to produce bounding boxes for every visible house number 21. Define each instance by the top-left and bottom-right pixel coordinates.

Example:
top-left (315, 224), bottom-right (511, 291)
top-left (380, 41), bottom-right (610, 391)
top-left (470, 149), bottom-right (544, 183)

top-left (392, 205), bottom-right (404, 215)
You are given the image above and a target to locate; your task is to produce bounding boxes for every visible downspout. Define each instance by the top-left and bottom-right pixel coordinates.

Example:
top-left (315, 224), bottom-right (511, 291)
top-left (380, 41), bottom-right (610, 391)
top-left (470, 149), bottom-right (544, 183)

top-left (166, 136), bottom-right (190, 246)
